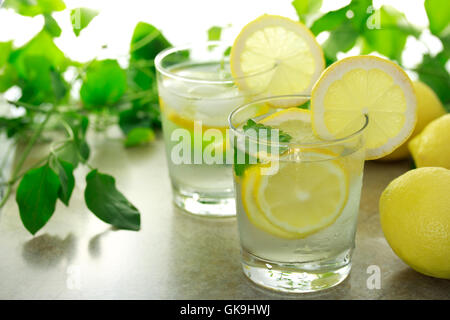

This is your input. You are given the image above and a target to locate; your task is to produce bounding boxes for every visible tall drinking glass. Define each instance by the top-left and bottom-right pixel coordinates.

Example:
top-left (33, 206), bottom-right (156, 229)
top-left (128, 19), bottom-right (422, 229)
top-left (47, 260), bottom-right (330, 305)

top-left (229, 95), bottom-right (368, 292)
top-left (155, 42), bottom-right (271, 217)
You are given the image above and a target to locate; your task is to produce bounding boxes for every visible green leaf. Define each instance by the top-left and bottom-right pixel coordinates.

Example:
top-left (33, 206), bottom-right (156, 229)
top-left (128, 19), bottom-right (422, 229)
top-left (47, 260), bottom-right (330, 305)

top-left (124, 127), bottom-right (155, 147)
top-left (0, 115), bottom-right (30, 137)
top-left (18, 55), bottom-right (68, 105)
top-left (322, 22), bottom-right (359, 62)
top-left (84, 170), bottom-right (141, 231)
top-left (0, 41), bottom-right (13, 67)
top-left (57, 113), bottom-right (90, 167)
top-left (16, 163), bottom-right (61, 235)
top-left (292, 0), bottom-right (322, 23)
top-left (310, 6), bottom-right (348, 35)
top-left (243, 119), bottom-right (292, 143)
top-left (3, 0), bottom-right (66, 17)
top-left (425, 0), bottom-right (450, 36)
top-left (70, 8), bottom-right (99, 37)
top-left (207, 26), bottom-right (222, 41)
top-left (223, 46), bottom-right (231, 56)
top-left (130, 22), bottom-right (171, 62)
top-left (10, 30), bottom-right (68, 77)
top-left (362, 6), bottom-right (418, 62)
top-left (119, 107), bottom-right (152, 135)
top-left (44, 14), bottom-right (62, 37)
top-left (0, 64), bottom-right (17, 93)
top-left (440, 33), bottom-right (450, 59)
top-left (53, 158), bottom-right (75, 206)
top-left (233, 120), bottom-right (293, 177)
top-left (127, 62), bottom-right (156, 91)
top-left (416, 52), bottom-right (450, 105)
top-left (80, 59), bottom-right (127, 109)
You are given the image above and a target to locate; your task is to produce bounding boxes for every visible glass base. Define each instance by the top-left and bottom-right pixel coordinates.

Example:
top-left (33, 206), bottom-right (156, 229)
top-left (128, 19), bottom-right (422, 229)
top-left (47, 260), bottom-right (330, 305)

top-left (172, 187), bottom-right (236, 218)
top-left (241, 249), bottom-right (351, 293)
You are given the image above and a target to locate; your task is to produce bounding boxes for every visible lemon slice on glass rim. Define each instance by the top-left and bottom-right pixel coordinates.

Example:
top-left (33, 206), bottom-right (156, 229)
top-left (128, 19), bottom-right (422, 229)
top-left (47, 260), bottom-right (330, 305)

top-left (310, 55), bottom-right (417, 160)
top-left (230, 14), bottom-right (325, 107)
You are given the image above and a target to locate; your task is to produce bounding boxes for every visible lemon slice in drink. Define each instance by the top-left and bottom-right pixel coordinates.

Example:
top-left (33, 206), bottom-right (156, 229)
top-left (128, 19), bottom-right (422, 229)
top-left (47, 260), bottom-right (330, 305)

top-left (260, 107), bottom-right (318, 143)
top-left (242, 166), bottom-right (299, 239)
top-left (230, 15), bottom-right (325, 106)
top-left (242, 152), bottom-right (348, 238)
top-left (240, 109), bottom-right (348, 238)
top-left (310, 55), bottom-right (417, 160)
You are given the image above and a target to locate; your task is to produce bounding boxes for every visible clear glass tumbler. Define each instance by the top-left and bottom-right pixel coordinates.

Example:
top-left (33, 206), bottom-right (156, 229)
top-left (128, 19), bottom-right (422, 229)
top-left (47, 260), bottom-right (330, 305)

top-left (229, 95), bottom-right (368, 292)
top-left (155, 41), bottom-right (271, 217)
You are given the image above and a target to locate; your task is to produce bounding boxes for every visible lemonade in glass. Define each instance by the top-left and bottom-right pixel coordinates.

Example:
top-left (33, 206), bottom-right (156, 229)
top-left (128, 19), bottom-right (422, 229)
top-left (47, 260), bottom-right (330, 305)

top-left (155, 42), bottom-right (270, 217)
top-left (229, 96), bottom-right (368, 292)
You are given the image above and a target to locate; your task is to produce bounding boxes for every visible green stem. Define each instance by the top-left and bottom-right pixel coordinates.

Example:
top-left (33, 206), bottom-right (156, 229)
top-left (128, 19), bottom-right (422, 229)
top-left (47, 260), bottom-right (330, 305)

top-left (0, 109), bottom-right (55, 208)
top-left (7, 100), bottom-right (51, 113)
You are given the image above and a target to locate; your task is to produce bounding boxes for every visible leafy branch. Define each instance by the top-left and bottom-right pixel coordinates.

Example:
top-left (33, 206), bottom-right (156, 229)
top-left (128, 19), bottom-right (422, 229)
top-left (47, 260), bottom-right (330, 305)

top-left (0, 0), bottom-right (173, 234)
top-left (292, 0), bottom-right (450, 109)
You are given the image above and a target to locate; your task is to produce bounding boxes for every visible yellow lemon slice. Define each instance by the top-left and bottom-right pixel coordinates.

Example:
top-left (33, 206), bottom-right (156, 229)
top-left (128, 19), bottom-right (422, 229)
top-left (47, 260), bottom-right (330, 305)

top-left (241, 165), bottom-right (300, 239)
top-left (310, 55), bottom-right (417, 160)
top-left (240, 108), bottom-right (348, 238)
top-left (230, 15), bottom-right (325, 106)
top-left (242, 151), bottom-right (348, 238)
top-left (260, 107), bottom-right (319, 143)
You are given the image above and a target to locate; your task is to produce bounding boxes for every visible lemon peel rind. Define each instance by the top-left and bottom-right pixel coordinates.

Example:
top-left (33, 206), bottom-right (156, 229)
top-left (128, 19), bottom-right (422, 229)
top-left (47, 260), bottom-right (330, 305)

top-left (230, 14), bottom-right (325, 107)
top-left (310, 55), bottom-right (417, 160)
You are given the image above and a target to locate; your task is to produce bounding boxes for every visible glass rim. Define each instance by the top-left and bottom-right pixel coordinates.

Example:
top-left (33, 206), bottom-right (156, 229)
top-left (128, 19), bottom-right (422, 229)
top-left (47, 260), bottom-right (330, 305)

top-left (228, 94), bottom-right (369, 148)
top-left (154, 40), bottom-right (277, 85)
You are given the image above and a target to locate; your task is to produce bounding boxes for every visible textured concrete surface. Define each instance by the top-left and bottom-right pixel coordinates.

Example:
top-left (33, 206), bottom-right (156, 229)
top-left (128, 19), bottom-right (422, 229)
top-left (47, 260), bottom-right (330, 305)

top-left (0, 134), bottom-right (449, 299)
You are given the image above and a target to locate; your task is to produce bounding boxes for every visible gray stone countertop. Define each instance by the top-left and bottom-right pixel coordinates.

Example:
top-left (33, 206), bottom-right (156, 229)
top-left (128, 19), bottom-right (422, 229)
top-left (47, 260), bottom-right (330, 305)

top-left (0, 134), bottom-right (449, 299)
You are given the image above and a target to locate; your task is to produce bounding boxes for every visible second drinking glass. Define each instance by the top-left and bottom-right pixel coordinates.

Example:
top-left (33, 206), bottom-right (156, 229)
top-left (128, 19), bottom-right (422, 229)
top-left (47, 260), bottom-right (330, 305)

top-left (155, 41), bottom-right (272, 217)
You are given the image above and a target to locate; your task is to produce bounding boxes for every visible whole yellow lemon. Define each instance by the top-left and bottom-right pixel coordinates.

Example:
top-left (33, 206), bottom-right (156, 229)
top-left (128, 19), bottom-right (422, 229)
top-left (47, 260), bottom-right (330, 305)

top-left (409, 114), bottom-right (450, 169)
top-left (381, 81), bottom-right (446, 161)
top-left (379, 167), bottom-right (450, 279)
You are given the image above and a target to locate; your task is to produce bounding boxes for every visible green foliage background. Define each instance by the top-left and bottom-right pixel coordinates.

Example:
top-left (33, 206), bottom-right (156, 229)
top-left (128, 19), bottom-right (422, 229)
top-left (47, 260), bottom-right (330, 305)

top-left (0, 0), bottom-right (448, 234)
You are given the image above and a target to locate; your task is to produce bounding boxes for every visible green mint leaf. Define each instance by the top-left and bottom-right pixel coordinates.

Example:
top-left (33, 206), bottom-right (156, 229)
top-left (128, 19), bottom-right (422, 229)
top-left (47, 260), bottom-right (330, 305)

top-left (234, 119), bottom-right (292, 177)
top-left (233, 152), bottom-right (258, 177)
top-left (53, 158), bottom-right (75, 206)
top-left (84, 170), bottom-right (141, 231)
top-left (44, 14), bottom-right (62, 37)
top-left (207, 26), bottom-right (222, 41)
top-left (243, 119), bottom-right (292, 143)
top-left (130, 22), bottom-right (171, 62)
top-left (299, 100), bottom-right (311, 110)
top-left (124, 127), bottom-right (155, 147)
top-left (80, 59), bottom-right (127, 109)
top-left (16, 163), bottom-right (61, 235)
top-left (70, 8), bottom-right (99, 37)
top-left (425, 0), bottom-right (450, 36)
top-left (3, 0), bottom-right (66, 17)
